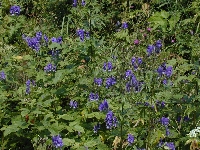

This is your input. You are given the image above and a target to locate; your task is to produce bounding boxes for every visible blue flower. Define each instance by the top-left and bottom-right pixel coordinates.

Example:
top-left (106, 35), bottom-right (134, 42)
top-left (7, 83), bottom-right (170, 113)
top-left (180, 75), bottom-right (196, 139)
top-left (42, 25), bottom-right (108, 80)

top-left (76, 29), bottom-right (84, 41)
top-left (73, 0), bottom-right (78, 7)
top-left (36, 31), bottom-right (42, 41)
top-left (0, 71), bottom-right (6, 80)
top-left (165, 66), bottom-right (173, 78)
top-left (70, 100), bottom-right (78, 109)
top-left (99, 99), bottom-right (109, 111)
top-left (158, 138), bottom-right (164, 147)
top-left (127, 134), bottom-right (134, 145)
top-left (10, 5), bottom-right (20, 16)
top-left (105, 77), bottom-right (116, 88)
top-left (147, 45), bottom-right (155, 56)
top-left (51, 36), bottom-right (62, 44)
top-left (44, 63), bottom-right (56, 72)
top-left (94, 78), bottom-right (103, 86)
top-left (122, 22), bottom-right (128, 29)
top-left (165, 142), bottom-right (175, 150)
top-left (93, 123), bottom-right (100, 133)
top-left (25, 79), bottom-right (31, 94)
top-left (155, 40), bottom-right (162, 53)
top-left (107, 61), bottom-right (113, 71)
top-left (81, 0), bottom-right (86, 6)
top-left (24, 36), bottom-right (40, 52)
top-left (89, 93), bottom-right (99, 101)
top-left (166, 127), bottom-right (170, 136)
top-left (125, 70), bottom-right (132, 78)
top-left (131, 57), bottom-right (142, 70)
top-left (105, 111), bottom-right (117, 129)
top-left (138, 57), bottom-right (142, 65)
top-left (103, 62), bottom-right (113, 71)
top-left (160, 117), bottom-right (169, 126)
top-left (52, 135), bottom-right (63, 148)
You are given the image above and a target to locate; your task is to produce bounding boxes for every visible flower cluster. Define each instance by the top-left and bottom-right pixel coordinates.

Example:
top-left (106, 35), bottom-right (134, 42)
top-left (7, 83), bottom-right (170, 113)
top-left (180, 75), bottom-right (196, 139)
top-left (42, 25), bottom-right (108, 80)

top-left (158, 139), bottom-right (175, 150)
top-left (76, 29), bottom-right (89, 41)
top-left (0, 71), bottom-right (6, 80)
top-left (73, 0), bottom-right (85, 7)
top-left (177, 116), bottom-right (190, 122)
top-left (165, 142), bottom-right (175, 150)
top-left (156, 100), bottom-right (165, 108)
top-left (93, 123), bottom-right (100, 133)
top-left (94, 78), bottom-right (103, 86)
top-left (70, 100), bottom-right (78, 109)
top-left (25, 79), bottom-right (35, 94)
top-left (23, 31), bottom-right (47, 52)
top-left (99, 99), bottom-right (109, 111)
top-left (157, 63), bottom-right (173, 85)
top-left (160, 117), bottom-right (170, 136)
top-left (127, 134), bottom-right (134, 145)
top-left (160, 117), bottom-right (169, 126)
top-left (122, 22), bottom-right (128, 29)
top-left (157, 63), bottom-right (173, 78)
top-left (106, 77), bottom-right (116, 88)
top-left (10, 5), bottom-right (20, 16)
top-left (51, 36), bottom-right (62, 44)
top-left (105, 111), bottom-right (117, 129)
top-left (89, 92), bottom-right (99, 101)
top-left (131, 57), bottom-right (142, 70)
top-left (44, 63), bottom-right (56, 72)
top-left (52, 135), bottom-right (63, 148)
top-left (125, 74), bottom-right (143, 92)
top-left (103, 61), bottom-right (113, 71)
top-left (147, 40), bottom-right (162, 56)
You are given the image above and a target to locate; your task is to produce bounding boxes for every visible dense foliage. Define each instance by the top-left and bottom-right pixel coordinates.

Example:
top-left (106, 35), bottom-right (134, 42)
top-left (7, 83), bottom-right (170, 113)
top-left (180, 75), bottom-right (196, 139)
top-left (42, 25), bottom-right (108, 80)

top-left (0, 0), bottom-right (200, 149)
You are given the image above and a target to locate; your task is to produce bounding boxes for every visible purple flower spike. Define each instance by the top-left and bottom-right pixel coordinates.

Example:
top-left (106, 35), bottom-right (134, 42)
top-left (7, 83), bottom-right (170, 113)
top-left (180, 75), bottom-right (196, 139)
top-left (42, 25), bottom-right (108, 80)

top-left (94, 78), bottom-right (103, 86)
top-left (76, 29), bottom-right (85, 41)
top-left (160, 117), bottom-right (169, 126)
top-left (165, 142), bottom-right (175, 150)
top-left (105, 111), bottom-right (117, 129)
top-left (147, 45), bottom-right (155, 56)
top-left (122, 22), bottom-right (128, 29)
top-left (52, 135), bottom-right (63, 148)
top-left (165, 66), bottom-right (173, 78)
top-left (99, 99), bottom-right (109, 111)
top-left (125, 70), bottom-right (132, 78)
top-left (10, 5), bottom-right (20, 16)
top-left (73, 0), bottom-right (78, 7)
top-left (0, 71), bottom-right (6, 80)
top-left (107, 61), bottom-right (113, 71)
top-left (89, 93), bottom-right (99, 101)
top-left (106, 77), bottom-right (116, 88)
top-left (44, 63), bottom-right (56, 72)
top-left (127, 134), bottom-right (134, 145)
top-left (93, 123), bottom-right (100, 133)
top-left (70, 100), bottom-right (78, 109)
top-left (81, 0), bottom-right (86, 6)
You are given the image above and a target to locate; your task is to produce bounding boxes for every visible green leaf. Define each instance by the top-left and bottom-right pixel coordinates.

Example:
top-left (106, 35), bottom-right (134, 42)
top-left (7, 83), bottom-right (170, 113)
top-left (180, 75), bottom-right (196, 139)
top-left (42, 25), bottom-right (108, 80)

top-left (74, 125), bottom-right (84, 133)
top-left (48, 42), bottom-right (62, 49)
top-left (63, 138), bottom-right (75, 146)
top-left (59, 114), bottom-right (74, 120)
top-left (169, 13), bottom-right (180, 31)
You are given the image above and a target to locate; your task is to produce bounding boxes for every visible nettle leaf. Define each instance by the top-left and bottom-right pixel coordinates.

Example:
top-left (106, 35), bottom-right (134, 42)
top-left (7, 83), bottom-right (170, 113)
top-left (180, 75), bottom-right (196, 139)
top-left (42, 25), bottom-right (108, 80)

top-left (169, 13), bottom-right (180, 31)
top-left (48, 42), bottom-right (62, 49)
top-left (74, 125), bottom-right (85, 133)
top-left (59, 114), bottom-right (74, 120)
top-left (63, 138), bottom-right (75, 146)
top-left (52, 70), bottom-right (64, 84)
